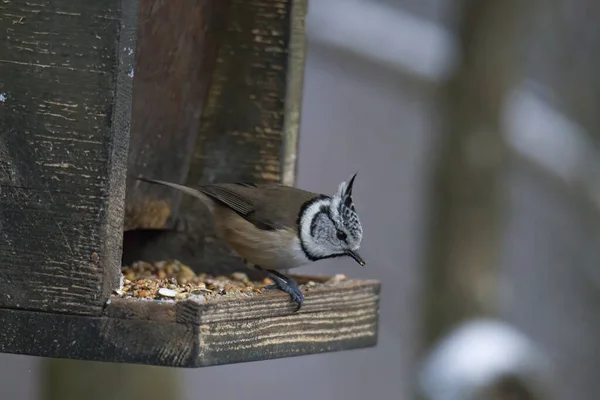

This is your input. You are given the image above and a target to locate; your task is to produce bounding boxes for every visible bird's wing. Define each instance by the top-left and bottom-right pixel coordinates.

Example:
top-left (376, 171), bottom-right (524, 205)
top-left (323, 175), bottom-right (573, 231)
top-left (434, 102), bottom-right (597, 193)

top-left (199, 183), bottom-right (317, 231)
top-left (136, 177), bottom-right (318, 231)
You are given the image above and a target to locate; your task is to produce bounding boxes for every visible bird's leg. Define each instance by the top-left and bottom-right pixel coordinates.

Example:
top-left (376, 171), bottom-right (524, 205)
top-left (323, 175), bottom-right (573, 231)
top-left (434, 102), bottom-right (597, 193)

top-left (254, 266), bottom-right (304, 312)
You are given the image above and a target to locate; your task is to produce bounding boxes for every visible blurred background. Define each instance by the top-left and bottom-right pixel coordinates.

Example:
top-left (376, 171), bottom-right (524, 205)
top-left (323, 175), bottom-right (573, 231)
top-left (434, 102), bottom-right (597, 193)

top-left (2, 0), bottom-right (599, 399)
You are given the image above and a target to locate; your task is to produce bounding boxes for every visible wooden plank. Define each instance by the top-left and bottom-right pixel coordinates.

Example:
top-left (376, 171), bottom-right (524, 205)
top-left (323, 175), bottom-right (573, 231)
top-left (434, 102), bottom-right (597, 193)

top-left (0, 305), bottom-right (198, 367)
top-left (121, 0), bottom-right (309, 276)
top-left (196, 305), bottom-right (377, 367)
top-left (0, 0), bottom-right (137, 315)
top-left (0, 278), bottom-right (380, 367)
top-left (124, 0), bottom-right (230, 231)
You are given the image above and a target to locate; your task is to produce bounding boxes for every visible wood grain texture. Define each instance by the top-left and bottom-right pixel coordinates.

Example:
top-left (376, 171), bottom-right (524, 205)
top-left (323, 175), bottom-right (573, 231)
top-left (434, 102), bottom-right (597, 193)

top-left (188, 0), bottom-right (292, 186)
top-left (197, 306), bottom-right (377, 367)
top-left (0, 0), bottom-right (137, 315)
top-left (0, 278), bottom-right (380, 367)
top-left (124, 0), bottom-right (230, 231)
top-left (111, 279), bottom-right (380, 367)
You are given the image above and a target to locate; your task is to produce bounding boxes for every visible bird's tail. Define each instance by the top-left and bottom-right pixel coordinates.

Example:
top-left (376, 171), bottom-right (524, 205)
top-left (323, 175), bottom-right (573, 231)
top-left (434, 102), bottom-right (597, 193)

top-left (136, 176), bottom-right (213, 210)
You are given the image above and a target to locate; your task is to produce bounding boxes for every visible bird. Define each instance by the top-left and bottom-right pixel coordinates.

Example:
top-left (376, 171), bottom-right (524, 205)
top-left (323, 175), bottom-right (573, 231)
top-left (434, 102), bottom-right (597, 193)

top-left (136, 173), bottom-right (365, 311)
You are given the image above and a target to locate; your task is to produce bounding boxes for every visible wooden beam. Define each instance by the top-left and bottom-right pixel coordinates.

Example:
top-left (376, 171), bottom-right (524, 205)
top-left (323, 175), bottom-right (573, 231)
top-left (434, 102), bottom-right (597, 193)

top-left (0, 0), bottom-right (138, 315)
top-left (0, 278), bottom-right (380, 367)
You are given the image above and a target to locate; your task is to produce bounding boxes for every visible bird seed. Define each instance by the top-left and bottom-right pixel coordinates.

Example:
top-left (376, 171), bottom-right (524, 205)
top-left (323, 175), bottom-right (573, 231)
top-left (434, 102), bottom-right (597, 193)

top-left (116, 259), bottom-right (348, 302)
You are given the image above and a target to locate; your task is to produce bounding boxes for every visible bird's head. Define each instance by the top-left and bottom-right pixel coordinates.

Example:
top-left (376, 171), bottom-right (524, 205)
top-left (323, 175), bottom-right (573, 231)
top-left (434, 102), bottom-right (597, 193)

top-left (298, 172), bottom-right (365, 266)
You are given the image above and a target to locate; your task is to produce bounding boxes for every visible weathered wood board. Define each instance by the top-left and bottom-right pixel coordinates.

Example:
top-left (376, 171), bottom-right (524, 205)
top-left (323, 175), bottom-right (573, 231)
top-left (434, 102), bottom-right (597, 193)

top-left (124, 0), bottom-right (230, 231)
top-left (0, 0), bottom-right (138, 315)
top-left (0, 278), bottom-right (380, 367)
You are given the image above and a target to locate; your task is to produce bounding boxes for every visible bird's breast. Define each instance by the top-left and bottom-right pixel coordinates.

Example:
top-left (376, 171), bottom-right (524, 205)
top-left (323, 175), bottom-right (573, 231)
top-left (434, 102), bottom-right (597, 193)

top-left (212, 209), bottom-right (310, 269)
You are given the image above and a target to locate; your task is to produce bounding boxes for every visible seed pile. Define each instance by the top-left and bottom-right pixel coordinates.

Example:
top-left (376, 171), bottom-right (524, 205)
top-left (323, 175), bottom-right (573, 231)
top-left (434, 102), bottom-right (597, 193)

top-left (114, 259), bottom-right (348, 302)
top-left (115, 260), bottom-right (271, 301)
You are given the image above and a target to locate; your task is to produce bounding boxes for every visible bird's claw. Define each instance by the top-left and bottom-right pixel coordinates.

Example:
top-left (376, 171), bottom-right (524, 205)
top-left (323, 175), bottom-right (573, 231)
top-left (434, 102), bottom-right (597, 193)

top-left (262, 273), bottom-right (304, 312)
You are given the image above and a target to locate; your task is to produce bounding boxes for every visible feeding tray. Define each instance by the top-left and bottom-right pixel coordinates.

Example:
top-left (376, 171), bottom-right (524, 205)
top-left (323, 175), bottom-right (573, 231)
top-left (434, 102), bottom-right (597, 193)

top-left (0, 260), bottom-right (379, 367)
top-left (0, 0), bottom-right (381, 367)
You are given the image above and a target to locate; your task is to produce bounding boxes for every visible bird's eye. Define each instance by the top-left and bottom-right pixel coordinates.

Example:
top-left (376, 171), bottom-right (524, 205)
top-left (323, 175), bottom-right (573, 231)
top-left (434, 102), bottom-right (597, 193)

top-left (336, 230), bottom-right (347, 241)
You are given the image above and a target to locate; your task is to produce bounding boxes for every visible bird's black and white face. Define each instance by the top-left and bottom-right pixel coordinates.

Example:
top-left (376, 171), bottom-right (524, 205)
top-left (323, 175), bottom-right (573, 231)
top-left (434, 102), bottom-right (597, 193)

top-left (298, 174), bottom-right (365, 265)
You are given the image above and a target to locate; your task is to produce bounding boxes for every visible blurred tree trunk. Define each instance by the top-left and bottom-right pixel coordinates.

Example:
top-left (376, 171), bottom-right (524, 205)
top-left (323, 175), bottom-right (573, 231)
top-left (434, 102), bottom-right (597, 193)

top-left (419, 0), bottom-right (531, 351)
top-left (40, 359), bottom-right (180, 400)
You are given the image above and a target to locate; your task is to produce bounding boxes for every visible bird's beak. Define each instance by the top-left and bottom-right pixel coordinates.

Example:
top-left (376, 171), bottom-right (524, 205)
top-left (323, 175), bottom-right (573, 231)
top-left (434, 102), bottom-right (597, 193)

top-left (347, 250), bottom-right (365, 266)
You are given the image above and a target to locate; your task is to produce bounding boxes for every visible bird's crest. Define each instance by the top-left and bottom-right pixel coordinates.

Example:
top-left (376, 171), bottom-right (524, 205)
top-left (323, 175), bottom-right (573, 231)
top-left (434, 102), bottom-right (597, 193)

top-left (332, 172), bottom-right (362, 241)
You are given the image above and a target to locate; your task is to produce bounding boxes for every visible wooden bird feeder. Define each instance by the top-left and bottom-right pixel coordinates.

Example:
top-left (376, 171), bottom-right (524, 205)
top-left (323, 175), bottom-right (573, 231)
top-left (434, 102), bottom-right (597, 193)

top-left (0, 0), bottom-right (380, 367)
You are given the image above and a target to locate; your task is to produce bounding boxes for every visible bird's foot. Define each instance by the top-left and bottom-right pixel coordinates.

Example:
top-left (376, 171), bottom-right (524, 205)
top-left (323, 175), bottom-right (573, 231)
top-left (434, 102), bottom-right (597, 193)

top-left (258, 268), bottom-right (304, 312)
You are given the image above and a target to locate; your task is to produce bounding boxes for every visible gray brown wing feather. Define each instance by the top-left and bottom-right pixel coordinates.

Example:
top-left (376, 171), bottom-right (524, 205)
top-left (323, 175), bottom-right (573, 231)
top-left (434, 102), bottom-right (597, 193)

top-left (198, 183), bottom-right (318, 231)
top-left (198, 184), bottom-right (255, 215)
